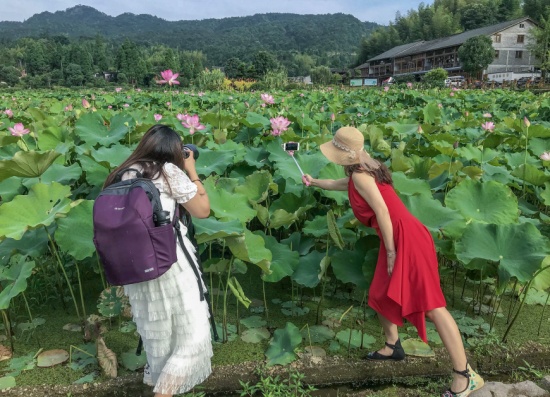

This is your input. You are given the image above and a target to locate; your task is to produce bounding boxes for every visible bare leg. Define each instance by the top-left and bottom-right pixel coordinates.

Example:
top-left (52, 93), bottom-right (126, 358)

top-left (154, 394), bottom-right (172, 397)
top-left (376, 312), bottom-right (400, 355)
top-left (426, 307), bottom-right (469, 392)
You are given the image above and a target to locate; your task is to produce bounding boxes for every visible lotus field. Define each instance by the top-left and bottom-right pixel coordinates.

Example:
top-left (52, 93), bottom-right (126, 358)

top-left (0, 86), bottom-right (549, 383)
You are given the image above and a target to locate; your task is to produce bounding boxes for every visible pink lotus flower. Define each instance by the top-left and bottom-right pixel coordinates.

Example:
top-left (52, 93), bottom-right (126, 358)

top-left (384, 86), bottom-right (390, 92)
top-left (407, 82), bottom-right (413, 89)
top-left (481, 121), bottom-right (495, 132)
top-left (91, 94), bottom-right (96, 100)
top-left (166, 102), bottom-right (171, 106)
top-left (108, 105), bottom-right (113, 109)
top-left (198, 92), bottom-right (205, 97)
top-left (465, 111), bottom-right (469, 117)
top-left (540, 152), bottom-right (550, 161)
top-left (4, 109), bottom-right (13, 118)
top-left (270, 116), bottom-right (291, 136)
top-left (453, 141), bottom-right (459, 149)
top-left (261, 93), bottom-right (275, 105)
top-left (82, 98), bottom-right (90, 109)
top-left (181, 114), bottom-right (205, 135)
top-left (9, 123), bottom-right (30, 137)
top-left (154, 114), bottom-right (162, 121)
top-left (115, 87), bottom-right (122, 93)
top-left (438, 103), bottom-right (443, 109)
top-left (177, 113), bottom-right (188, 121)
top-left (331, 113), bottom-right (335, 122)
top-left (452, 86), bottom-right (459, 91)
top-left (124, 104), bottom-right (130, 108)
top-left (136, 88), bottom-right (142, 92)
top-left (417, 125), bottom-right (423, 134)
top-left (64, 104), bottom-right (73, 111)
top-left (450, 92), bottom-right (455, 97)
top-left (157, 69), bottom-right (180, 86)
top-left (357, 113), bottom-right (362, 117)
top-left (300, 93), bottom-right (305, 97)
top-left (524, 117), bottom-right (530, 128)
top-left (483, 113), bottom-right (492, 118)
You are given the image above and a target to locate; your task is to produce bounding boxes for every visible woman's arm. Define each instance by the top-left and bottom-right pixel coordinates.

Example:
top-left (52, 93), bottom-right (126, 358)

top-left (181, 154), bottom-right (210, 218)
top-left (303, 174), bottom-right (349, 191)
top-left (352, 172), bottom-right (396, 275)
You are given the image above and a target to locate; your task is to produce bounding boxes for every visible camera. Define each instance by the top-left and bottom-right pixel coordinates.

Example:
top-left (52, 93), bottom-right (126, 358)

top-left (153, 210), bottom-right (171, 227)
top-left (282, 142), bottom-right (299, 151)
top-left (183, 143), bottom-right (200, 159)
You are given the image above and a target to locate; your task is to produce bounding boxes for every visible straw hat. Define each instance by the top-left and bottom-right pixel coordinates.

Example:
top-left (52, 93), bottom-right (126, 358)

top-left (320, 127), bottom-right (366, 166)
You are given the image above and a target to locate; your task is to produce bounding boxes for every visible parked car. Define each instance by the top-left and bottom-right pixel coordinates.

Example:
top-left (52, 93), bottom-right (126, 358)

top-left (516, 76), bottom-right (537, 87)
top-left (381, 77), bottom-right (395, 85)
top-left (445, 76), bottom-right (465, 87)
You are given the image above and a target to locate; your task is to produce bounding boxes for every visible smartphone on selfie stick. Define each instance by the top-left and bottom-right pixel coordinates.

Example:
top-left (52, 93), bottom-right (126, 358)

top-left (282, 142), bottom-right (309, 186)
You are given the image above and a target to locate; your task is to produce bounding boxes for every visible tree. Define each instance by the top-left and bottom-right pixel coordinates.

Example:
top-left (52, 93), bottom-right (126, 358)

top-left (523, 0), bottom-right (550, 21)
top-left (0, 66), bottom-right (20, 86)
top-left (496, 0), bottom-right (522, 22)
top-left (65, 63), bottom-right (84, 86)
top-left (458, 35), bottom-right (495, 76)
top-left (422, 67), bottom-right (448, 87)
top-left (460, 3), bottom-right (497, 31)
top-left (528, 14), bottom-right (550, 77)
top-left (223, 57), bottom-right (242, 79)
top-left (311, 66), bottom-right (332, 85)
top-left (252, 51), bottom-right (278, 78)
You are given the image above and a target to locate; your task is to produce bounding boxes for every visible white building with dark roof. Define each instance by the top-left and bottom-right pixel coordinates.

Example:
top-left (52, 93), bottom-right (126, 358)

top-left (356, 17), bottom-right (538, 84)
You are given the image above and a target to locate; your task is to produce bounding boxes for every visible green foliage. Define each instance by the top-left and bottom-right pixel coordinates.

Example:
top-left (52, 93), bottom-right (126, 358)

top-left (458, 35), bottom-right (495, 75)
top-left (197, 69), bottom-right (225, 91)
top-left (422, 68), bottom-right (448, 88)
top-left (310, 66), bottom-right (332, 85)
top-left (262, 69), bottom-right (288, 90)
top-left (239, 367), bottom-right (316, 396)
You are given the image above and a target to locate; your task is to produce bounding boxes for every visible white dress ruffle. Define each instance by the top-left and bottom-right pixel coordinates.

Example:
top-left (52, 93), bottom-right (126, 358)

top-left (122, 163), bottom-right (212, 395)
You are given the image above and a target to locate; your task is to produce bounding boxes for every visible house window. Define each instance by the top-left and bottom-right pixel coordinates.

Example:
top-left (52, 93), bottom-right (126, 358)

top-left (494, 34), bottom-right (502, 43)
top-left (515, 51), bottom-right (523, 59)
top-left (495, 50), bottom-right (500, 58)
top-left (520, 23), bottom-right (525, 28)
top-left (517, 35), bottom-right (525, 43)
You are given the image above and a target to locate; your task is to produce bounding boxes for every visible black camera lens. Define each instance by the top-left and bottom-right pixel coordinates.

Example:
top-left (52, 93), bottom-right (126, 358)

top-left (182, 143), bottom-right (200, 160)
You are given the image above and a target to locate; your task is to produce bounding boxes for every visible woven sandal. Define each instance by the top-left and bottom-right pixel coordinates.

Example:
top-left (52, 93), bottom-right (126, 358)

top-left (441, 363), bottom-right (485, 397)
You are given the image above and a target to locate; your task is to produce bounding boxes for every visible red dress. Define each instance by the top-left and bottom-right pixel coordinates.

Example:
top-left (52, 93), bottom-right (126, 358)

top-left (348, 177), bottom-right (446, 343)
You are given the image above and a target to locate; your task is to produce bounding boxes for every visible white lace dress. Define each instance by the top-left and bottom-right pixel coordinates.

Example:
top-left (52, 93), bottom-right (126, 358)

top-left (122, 162), bottom-right (212, 395)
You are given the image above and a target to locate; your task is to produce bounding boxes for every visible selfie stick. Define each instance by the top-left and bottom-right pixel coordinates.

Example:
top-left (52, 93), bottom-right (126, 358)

top-left (287, 152), bottom-right (310, 186)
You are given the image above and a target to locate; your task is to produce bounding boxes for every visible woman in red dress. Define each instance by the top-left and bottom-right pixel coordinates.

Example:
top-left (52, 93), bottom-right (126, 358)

top-left (303, 127), bottom-right (484, 397)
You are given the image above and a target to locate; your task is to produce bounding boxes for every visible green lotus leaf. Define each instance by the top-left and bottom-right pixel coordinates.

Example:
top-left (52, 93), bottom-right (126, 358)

top-left (327, 210), bottom-right (344, 250)
top-left (512, 164), bottom-right (550, 186)
top-left (243, 146), bottom-right (271, 168)
top-left (0, 182), bottom-right (75, 240)
top-left (529, 137), bottom-right (550, 157)
top-left (75, 113), bottom-right (131, 147)
top-left (194, 148), bottom-right (235, 176)
top-left (303, 216), bottom-right (329, 237)
top-left (6, 352), bottom-right (35, 377)
top-left (0, 256), bottom-right (35, 310)
top-left (505, 152), bottom-right (541, 168)
top-left (268, 141), bottom-right (329, 182)
top-left (401, 338), bottom-right (435, 357)
top-left (204, 178), bottom-right (256, 223)
top-left (0, 176), bottom-right (23, 201)
top-left (0, 376), bottom-right (16, 390)
top-left (401, 194), bottom-right (466, 239)
top-left (78, 155), bottom-right (110, 191)
top-left (120, 350), bottom-right (147, 371)
top-left (73, 374), bottom-right (96, 385)
top-left (335, 329), bottom-right (375, 349)
top-left (281, 232), bottom-right (315, 256)
top-left (292, 250), bottom-right (325, 288)
top-left (38, 126), bottom-right (70, 152)
top-left (241, 327), bottom-right (270, 343)
top-left (524, 289), bottom-right (550, 305)
top-left (260, 233), bottom-right (299, 282)
top-left (532, 256), bottom-right (550, 292)
top-left (240, 315), bottom-right (267, 329)
top-left (90, 144), bottom-right (133, 168)
top-left (97, 286), bottom-right (123, 317)
top-left (391, 147), bottom-right (413, 173)
top-left (318, 162), bottom-right (348, 204)
top-left (456, 145), bottom-right (499, 164)
top-left (423, 102), bottom-right (442, 124)
top-left (482, 164), bottom-right (513, 185)
top-left (200, 111), bottom-right (234, 130)
top-left (456, 223), bottom-right (549, 283)
top-left (193, 217), bottom-right (244, 244)
top-left (527, 124), bottom-right (550, 138)
top-left (332, 248), bottom-right (370, 290)
top-left (206, 140), bottom-right (247, 164)
top-left (446, 180), bottom-right (518, 224)
top-left (226, 229), bottom-right (271, 272)
top-left (540, 182), bottom-right (550, 206)
top-left (270, 192), bottom-right (316, 218)
top-left (0, 136), bottom-right (19, 148)
top-left (265, 322), bottom-right (302, 367)
top-left (432, 140), bottom-right (455, 156)
top-left (55, 200), bottom-right (95, 261)
top-left (268, 209), bottom-right (298, 229)
top-left (37, 163), bottom-right (82, 186)
top-left (386, 122), bottom-right (419, 137)
top-left (393, 172), bottom-right (432, 197)
top-left (243, 112), bottom-right (270, 128)
top-left (0, 228), bottom-right (50, 262)
top-left (0, 150), bottom-right (61, 182)
top-left (234, 170), bottom-right (276, 204)
top-left (301, 325), bottom-right (335, 344)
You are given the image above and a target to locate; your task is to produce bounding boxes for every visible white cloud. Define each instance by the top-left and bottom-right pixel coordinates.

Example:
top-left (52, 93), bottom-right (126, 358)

top-left (0, 0), bottom-right (433, 25)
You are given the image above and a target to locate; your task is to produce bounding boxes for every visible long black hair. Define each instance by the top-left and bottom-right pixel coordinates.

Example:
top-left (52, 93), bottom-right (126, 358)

top-left (104, 124), bottom-right (185, 188)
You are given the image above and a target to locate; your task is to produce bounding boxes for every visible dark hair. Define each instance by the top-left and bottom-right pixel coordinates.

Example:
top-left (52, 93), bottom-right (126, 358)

top-left (104, 124), bottom-right (185, 188)
top-left (344, 160), bottom-right (393, 185)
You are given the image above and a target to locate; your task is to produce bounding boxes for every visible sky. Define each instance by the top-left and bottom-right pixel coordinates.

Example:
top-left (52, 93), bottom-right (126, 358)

top-left (0, 0), bottom-right (434, 25)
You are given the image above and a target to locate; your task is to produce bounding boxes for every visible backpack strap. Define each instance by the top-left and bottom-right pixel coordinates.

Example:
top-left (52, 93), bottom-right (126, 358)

top-left (114, 167), bottom-right (143, 183)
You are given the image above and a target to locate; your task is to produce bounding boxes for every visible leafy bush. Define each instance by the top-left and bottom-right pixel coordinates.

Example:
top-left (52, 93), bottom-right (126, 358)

top-left (197, 68), bottom-right (225, 91)
top-left (311, 66), bottom-right (332, 85)
top-left (262, 69), bottom-right (288, 90)
top-left (423, 68), bottom-right (448, 88)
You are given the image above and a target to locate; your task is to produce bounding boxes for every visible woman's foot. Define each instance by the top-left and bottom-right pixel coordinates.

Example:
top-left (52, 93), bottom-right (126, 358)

top-left (366, 339), bottom-right (406, 361)
top-left (442, 363), bottom-right (484, 397)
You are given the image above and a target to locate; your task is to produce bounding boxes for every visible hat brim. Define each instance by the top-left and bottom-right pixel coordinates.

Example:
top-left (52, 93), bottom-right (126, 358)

top-left (320, 140), bottom-right (359, 166)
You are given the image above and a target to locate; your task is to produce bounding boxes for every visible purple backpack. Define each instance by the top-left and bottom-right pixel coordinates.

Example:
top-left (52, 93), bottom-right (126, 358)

top-left (93, 168), bottom-right (178, 285)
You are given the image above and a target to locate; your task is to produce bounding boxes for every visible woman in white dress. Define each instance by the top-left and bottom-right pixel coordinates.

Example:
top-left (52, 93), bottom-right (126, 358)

top-left (103, 125), bottom-right (212, 397)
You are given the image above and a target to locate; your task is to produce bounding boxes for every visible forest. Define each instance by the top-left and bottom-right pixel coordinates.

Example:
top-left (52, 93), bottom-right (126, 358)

top-left (0, 0), bottom-right (549, 88)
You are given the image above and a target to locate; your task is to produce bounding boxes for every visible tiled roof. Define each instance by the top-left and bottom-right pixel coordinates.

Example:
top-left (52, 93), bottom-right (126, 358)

top-left (364, 17), bottom-right (533, 64)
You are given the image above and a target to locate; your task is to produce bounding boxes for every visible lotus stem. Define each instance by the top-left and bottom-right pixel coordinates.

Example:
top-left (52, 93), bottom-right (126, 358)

top-left (262, 280), bottom-right (269, 323)
top-left (45, 227), bottom-right (81, 320)
top-left (1, 310), bottom-right (13, 352)
top-left (502, 280), bottom-right (531, 343)
top-left (506, 279), bottom-right (518, 324)
top-left (537, 291), bottom-right (550, 337)
top-left (222, 257), bottom-right (234, 343)
top-left (75, 262), bottom-right (87, 320)
top-left (96, 256), bottom-right (106, 290)
top-left (522, 125), bottom-right (529, 197)
top-left (21, 292), bottom-right (33, 323)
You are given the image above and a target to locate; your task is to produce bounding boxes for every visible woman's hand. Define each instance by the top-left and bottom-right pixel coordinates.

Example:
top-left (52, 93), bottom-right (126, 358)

top-left (183, 149), bottom-right (197, 174)
top-left (387, 251), bottom-right (397, 277)
top-left (303, 174), bottom-right (314, 186)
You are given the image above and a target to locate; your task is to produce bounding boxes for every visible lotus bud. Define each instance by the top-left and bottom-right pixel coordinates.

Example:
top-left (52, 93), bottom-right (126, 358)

top-left (524, 117), bottom-right (530, 128)
top-left (417, 125), bottom-right (423, 134)
top-left (453, 141), bottom-right (459, 149)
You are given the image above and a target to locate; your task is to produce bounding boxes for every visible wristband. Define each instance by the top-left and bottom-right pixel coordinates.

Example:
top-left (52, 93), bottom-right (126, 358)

top-left (386, 251), bottom-right (396, 257)
top-left (191, 179), bottom-right (202, 184)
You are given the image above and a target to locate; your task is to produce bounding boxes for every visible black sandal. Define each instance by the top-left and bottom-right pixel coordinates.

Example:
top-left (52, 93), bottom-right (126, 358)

top-left (366, 339), bottom-right (405, 361)
top-left (441, 363), bottom-right (484, 397)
